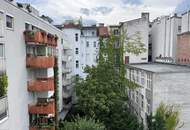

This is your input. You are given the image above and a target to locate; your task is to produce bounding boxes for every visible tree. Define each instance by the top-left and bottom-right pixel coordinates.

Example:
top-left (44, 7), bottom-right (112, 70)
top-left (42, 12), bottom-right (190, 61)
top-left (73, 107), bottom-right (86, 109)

top-left (148, 103), bottom-right (182, 130)
top-left (60, 116), bottom-right (106, 130)
top-left (65, 34), bottom-right (144, 130)
top-left (54, 57), bottom-right (59, 130)
top-left (0, 73), bottom-right (8, 97)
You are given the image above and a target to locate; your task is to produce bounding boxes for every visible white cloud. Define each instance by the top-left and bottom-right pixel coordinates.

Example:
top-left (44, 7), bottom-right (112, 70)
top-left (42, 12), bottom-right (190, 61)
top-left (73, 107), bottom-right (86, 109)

top-left (16, 0), bottom-right (183, 25)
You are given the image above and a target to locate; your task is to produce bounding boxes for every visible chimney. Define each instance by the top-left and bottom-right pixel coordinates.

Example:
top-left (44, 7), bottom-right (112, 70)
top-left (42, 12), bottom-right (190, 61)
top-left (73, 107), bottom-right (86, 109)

top-left (141, 12), bottom-right (149, 20)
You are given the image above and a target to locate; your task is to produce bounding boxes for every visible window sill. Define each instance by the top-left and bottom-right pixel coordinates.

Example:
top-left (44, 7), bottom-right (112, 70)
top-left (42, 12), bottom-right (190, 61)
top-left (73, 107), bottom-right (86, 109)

top-left (0, 116), bottom-right (8, 124)
top-left (6, 27), bottom-right (14, 31)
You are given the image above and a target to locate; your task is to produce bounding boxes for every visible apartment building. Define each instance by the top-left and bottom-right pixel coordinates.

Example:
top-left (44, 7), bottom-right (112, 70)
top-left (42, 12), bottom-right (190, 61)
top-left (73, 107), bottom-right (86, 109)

top-left (120, 13), bottom-right (149, 64)
top-left (61, 38), bottom-right (74, 119)
top-left (151, 14), bottom-right (182, 63)
top-left (176, 11), bottom-right (190, 64)
top-left (126, 63), bottom-right (190, 130)
top-left (0, 0), bottom-right (64, 130)
top-left (59, 22), bottom-right (99, 79)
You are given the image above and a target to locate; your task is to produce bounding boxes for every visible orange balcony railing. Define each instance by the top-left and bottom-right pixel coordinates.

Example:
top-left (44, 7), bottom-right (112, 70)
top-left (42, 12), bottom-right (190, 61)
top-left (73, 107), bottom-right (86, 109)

top-left (26, 56), bottom-right (55, 68)
top-left (29, 126), bottom-right (55, 130)
top-left (28, 99), bottom-right (55, 115)
top-left (24, 31), bottom-right (57, 47)
top-left (28, 78), bottom-right (54, 92)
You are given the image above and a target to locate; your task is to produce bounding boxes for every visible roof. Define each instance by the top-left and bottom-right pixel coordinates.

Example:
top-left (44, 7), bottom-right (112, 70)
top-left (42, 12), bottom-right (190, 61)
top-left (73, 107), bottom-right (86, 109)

top-left (82, 25), bottom-right (97, 29)
top-left (126, 63), bottom-right (190, 73)
top-left (63, 23), bottom-right (81, 29)
top-left (98, 26), bottom-right (109, 37)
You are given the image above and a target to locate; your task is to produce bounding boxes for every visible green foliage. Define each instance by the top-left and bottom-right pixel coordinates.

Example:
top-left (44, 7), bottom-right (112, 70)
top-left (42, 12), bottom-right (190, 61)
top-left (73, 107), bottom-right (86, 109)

top-left (0, 73), bottom-right (8, 97)
top-left (148, 102), bottom-right (182, 130)
top-left (67, 34), bottom-right (143, 130)
top-left (124, 32), bottom-right (147, 56)
top-left (61, 116), bottom-right (106, 130)
top-left (54, 57), bottom-right (59, 130)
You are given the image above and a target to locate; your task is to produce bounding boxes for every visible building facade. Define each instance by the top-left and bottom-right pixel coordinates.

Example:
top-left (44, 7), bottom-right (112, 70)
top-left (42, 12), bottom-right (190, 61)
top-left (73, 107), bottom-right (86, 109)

top-left (176, 11), bottom-right (190, 64)
top-left (126, 63), bottom-right (190, 130)
top-left (151, 15), bottom-right (182, 63)
top-left (61, 23), bottom-right (99, 79)
top-left (0, 0), bottom-right (64, 130)
top-left (120, 13), bottom-right (149, 64)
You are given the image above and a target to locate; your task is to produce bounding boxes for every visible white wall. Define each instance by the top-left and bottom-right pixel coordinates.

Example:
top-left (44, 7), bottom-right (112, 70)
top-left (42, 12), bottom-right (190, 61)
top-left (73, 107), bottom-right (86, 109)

top-left (181, 12), bottom-right (190, 33)
top-left (151, 16), bottom-right (181, 61)
top-left (63, 28), bottom-right (99, 79)
top-left (0, 1), bottom-right (63, 129)
top-left (153, 72), bottom-right (190, 130)
top-left (122, 16), bottom-right (149, 63)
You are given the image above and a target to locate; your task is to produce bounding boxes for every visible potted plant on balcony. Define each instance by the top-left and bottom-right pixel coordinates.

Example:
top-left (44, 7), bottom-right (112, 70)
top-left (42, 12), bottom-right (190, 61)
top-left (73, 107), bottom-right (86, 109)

top-left (0, 73), bottom-right (8, 97)
top-left (24, 30), bottom-right (35, 42)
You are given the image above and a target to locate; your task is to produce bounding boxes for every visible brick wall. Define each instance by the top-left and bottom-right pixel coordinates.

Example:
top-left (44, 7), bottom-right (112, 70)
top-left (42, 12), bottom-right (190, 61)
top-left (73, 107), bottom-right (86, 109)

top-left (176, 32), bottom-right (190, 64)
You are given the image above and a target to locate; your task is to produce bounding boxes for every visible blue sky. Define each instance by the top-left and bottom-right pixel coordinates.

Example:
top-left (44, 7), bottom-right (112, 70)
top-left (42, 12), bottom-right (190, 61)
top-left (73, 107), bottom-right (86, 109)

top-left (16, 0), bottom-right (188, 25)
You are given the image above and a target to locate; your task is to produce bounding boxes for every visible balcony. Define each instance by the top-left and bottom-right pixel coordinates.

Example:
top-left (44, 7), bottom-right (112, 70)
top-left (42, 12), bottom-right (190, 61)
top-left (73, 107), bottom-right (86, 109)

top-left (0, 58), bottom-right (6, 75)
top-left (29, 116), bottom-right (55, 130)
top-left (24, 31), bottom-right (58, 47)
top-left (26, 56), bottom-right (55, 68)
top-left (28, 98), bottom-right (55, 115)
top-left (0, 96), bottom-right (8, 121)
top-left (28, 78), bottom-right (54, 92)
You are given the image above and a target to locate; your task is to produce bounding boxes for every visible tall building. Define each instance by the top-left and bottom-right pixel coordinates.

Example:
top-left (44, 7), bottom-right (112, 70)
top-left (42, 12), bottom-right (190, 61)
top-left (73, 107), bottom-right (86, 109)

top-left (0, 1), bottom-right (64, 129)
top-left (176, 11), bottom-right (190, 64)
top-left (120, 13), bottom-right (149, 64)
top-left (59, 22), bottom-right (99, 79)
top-left (151, 14), bottom-right (182, 63)
top-left (126, 63), bottom-right (190, 130)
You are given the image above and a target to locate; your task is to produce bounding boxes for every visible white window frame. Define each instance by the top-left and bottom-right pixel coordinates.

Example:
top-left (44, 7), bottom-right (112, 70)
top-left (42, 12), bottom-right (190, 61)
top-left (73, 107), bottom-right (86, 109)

top-left (6, 14), bottom-right (14, 30)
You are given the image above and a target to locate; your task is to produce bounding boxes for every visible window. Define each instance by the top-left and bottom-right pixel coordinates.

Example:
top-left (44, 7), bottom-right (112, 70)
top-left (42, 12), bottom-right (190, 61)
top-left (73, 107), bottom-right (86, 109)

top-left (147, 73), bottom-right (152, 89)
top-left (61, 38), bottom-right (63, 45)
top-left (136, 91), bottom-right (139, 103)
top-left (113, 29), bottom-right (119, 35)
top-left (76, 60), bottom-right (79, 68)
top-left (75, 33), bottom-right (78, 42)
top-left (93, 42), bottom-right (96, 47)
top-left (6, 15), bottom-right (13, 29)
top-left (86, 41), bottom-right (89, 47)
top-left (178, 26), bottom-right (181, 32)
top-left (92, 31), bottom-right (95, 36)
top-left (141, 95), bottom-right (144, 110)
top-left (75, 48), bottom-right (79, 54)
top-left (0, 44), bottom-right (4, 58)
top-left (81, 31), bottom-right (83, 36)
top-left (25, 23), bottom-right (30, 30)
top-left (141, 71), bottom-right (145, 85)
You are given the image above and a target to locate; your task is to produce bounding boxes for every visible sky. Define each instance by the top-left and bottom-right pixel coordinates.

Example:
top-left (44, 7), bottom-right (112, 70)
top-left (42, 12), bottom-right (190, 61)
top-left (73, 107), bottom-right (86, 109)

top-left (15, 0), bottom-right (190, 25)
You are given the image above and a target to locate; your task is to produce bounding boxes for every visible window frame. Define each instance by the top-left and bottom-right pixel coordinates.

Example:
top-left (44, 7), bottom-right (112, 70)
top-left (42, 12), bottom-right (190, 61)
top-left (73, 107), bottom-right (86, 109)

top-left (6, 14), bottom-right (14, 30)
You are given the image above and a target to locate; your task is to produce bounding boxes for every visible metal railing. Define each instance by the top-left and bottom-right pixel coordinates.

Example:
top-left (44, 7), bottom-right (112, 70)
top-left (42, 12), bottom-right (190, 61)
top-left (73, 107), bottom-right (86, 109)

top-left (0, 96), bottom-right (8, 121)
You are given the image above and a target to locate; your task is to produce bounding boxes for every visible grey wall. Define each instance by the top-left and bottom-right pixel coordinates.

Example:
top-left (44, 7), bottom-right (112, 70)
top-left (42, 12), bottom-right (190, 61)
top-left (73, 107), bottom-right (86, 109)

top-left (153, 72), bottom-right (190, 130)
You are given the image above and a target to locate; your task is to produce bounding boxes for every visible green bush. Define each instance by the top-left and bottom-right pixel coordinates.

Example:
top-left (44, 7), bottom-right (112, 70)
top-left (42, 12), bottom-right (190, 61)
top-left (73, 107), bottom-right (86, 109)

top-left (0, 73), bottom-right (8, 97)
top-left (61, 116), bottom-right (106, 130)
